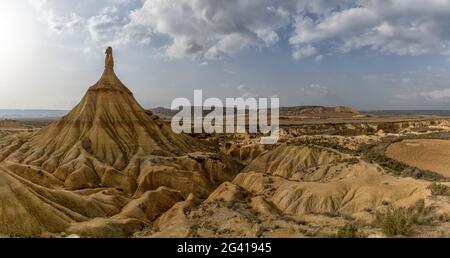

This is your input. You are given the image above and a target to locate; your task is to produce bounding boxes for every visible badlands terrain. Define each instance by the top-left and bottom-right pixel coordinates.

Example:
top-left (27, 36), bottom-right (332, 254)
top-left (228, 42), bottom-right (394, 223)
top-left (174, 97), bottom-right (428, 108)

top-left (1, 49), bottom-right (450, 238)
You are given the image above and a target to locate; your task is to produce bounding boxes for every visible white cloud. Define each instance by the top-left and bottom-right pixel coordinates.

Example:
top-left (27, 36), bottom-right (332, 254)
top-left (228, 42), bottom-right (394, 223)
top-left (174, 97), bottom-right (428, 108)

top-left (29, 0), bottom-right (84, 34)
top-left (393, 88), bottom-right (450, 103)
top-left (241, 92), bottom-right (259, 99)
top-left (315, 55), bottom-right (324, 62)
top-left (290, 0), bottom-right (450, 57)
top-left (292, 45), bottom-right (317, 60)
top-left (29, 0), bottom-right (148, 49)
top-left (301, 83), bottom-right (329, 96)
top-left (128, 0), bottom-right (290, 59)
top-left (237, 84), bottom-right (250, 91)
top-left (87, 7), bottom-right (123, 44)
top-left (420, 89), bottom-right (450, 102)
top-left (28, 0), bottom-right (450, 60)
top-left (30, 0), bottom-right (290, 58)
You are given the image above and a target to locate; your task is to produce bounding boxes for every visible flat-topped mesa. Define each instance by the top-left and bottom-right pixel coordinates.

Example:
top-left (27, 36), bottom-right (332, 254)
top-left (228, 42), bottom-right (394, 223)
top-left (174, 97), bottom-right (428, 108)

top-left (88, 47), bottom-right (132, 95)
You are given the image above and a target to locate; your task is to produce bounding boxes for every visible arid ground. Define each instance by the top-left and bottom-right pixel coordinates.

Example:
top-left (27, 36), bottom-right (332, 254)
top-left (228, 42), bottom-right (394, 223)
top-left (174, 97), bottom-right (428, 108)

top-left (1, 50), bottom-right (450, 238)
top-left (386, 140), bottom-right (450, 177)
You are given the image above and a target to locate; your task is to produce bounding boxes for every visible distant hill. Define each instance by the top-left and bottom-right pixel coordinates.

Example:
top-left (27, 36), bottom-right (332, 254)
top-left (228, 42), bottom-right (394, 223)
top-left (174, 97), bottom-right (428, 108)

top-left (150, 107), bottom-right (179, 117)
top-left (280, 106), bottom-right (359, 117)
top-left (362, 110), bottom-right (450, 116)
top-left (0, 119), bottom-right (21, 128)
top-left (150, 106), bottom-right (360, 118)
top-left (0, 109), bottom-right (68, 119)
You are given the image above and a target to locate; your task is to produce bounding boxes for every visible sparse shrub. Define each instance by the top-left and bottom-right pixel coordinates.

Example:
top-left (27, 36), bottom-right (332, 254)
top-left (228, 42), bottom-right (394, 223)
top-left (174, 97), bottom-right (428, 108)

top-left (428, 183), bottom-right (450, 196)
top-left (336, 223), bottom-right (358, 238)
top-left (263, 179), bottom-right (273, 190)
top-left (343, 158), bottom-right (359, 164)
top-left (375, 207), bottom-right (419, 237)
top-left (224, 200), bottom-right (238, 209)
top-left (292, 139), bottom-right (353, 153)
top-left (438, 213), bottom-right (450, 222)
top-left (254, 225), bottom-right (265, 238)
top-left (304, 230), bottom-right (318, 237)
top-left (322, 211), bottom-right (339, 217)
top-left (363, 208), bottom-right (373, 213)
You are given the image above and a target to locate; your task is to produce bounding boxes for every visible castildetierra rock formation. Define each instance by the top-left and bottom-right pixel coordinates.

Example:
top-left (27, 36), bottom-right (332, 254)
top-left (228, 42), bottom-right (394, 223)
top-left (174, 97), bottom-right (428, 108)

top-left (0, 48), bottom-right (239, 237)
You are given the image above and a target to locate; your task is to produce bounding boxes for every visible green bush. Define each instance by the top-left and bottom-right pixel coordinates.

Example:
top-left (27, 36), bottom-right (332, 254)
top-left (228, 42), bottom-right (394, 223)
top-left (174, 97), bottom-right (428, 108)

top-left (375, 207), bottom-right (419, 237)
top-left (428, 183), bottom-right (450, 196)
top-left (336, 224), bottom-right (358, 238)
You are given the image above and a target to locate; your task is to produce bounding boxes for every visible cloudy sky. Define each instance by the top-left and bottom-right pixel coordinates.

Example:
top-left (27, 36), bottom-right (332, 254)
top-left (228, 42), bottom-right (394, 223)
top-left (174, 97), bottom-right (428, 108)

top-left (1, 0), bottom-right (450, 110)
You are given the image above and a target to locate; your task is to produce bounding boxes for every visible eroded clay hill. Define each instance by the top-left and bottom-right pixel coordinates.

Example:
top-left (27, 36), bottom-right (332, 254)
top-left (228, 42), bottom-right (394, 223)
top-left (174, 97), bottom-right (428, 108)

top-left (0, 48), bottom-right (240, 236)
top-left (146, 141), bottom-right (444, 238)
